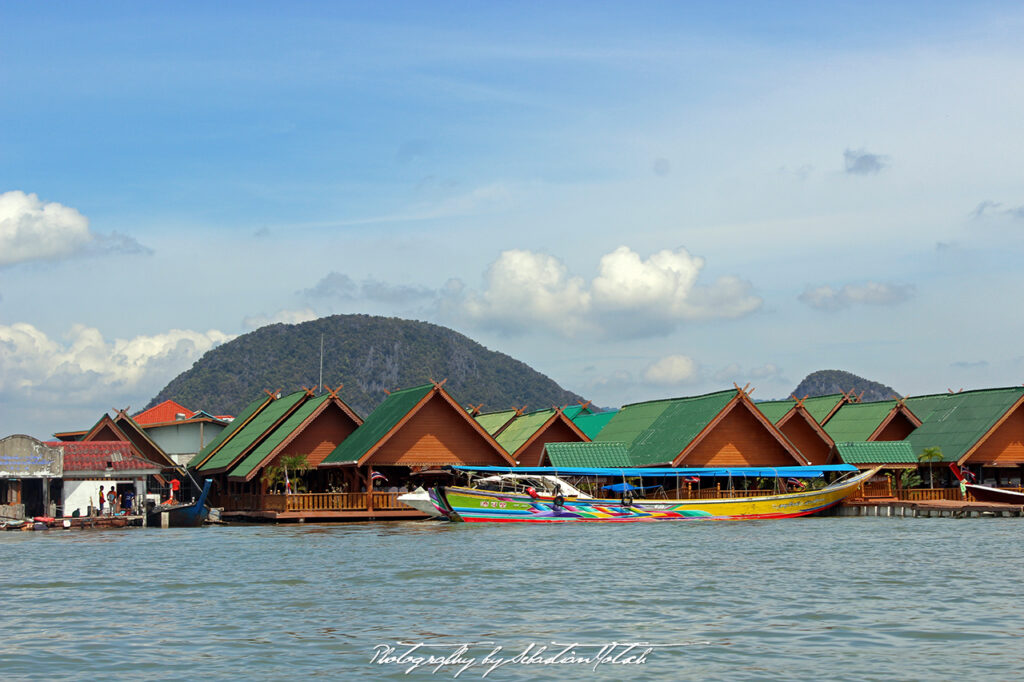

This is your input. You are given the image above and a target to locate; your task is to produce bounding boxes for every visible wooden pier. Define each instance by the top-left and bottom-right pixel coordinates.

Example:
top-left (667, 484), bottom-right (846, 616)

top-left (839, 499), bottom-right (1023, 518)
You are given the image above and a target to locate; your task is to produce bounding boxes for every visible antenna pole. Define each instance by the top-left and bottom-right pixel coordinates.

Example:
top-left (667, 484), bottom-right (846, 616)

top-left (318, 334), bottom-right (324, 395)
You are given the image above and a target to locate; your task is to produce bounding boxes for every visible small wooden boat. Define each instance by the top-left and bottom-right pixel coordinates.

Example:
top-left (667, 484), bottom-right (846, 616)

top-left (429, 465), bottom-right (878, 523)
top-left (146, 479), bottom-right (213, 528)
top-left (950, 463), bottom-right (1024, 504)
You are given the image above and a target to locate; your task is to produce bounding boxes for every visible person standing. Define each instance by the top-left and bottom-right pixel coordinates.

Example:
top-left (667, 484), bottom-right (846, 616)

top-left (106, 487), bottom-right (116, 516)
top-left (123, 489), bottom-right (135, 514)
top-left (97, 485), bottom-right (105, 516)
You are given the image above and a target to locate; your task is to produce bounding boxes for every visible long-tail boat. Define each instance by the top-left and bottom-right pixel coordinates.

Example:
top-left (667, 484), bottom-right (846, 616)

top-left (427, 465), bottom-right (878, 523)
top-left (145, 479), bottom-right (213, 527)
top-left (950, 463), bottom-right (1024, 504)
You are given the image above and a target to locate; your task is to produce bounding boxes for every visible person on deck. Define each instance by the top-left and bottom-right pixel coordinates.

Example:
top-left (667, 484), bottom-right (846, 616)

top-left (169, 478), bottom-right (181, 504)
top-left (123, 489), bottom-right (135, 514)
top-left (107, 488), bottom-right (116, 515)
top-left (97, 485), bottom-right (105, 516)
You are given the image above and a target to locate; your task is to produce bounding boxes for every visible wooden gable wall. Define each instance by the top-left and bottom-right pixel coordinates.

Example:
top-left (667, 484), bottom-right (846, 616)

top-left (283, 402), bottom-right (361, 469)
top-left (514, 418), bottom-right (586, 467)
top-left (680, 402), bottom-right (802, 467)
top-left (366, 392), bottom-right (509, 467)
top-left (874, 411), bottom-right (918, 441)
top-left (779, 414), bottom-right (832, 465)
top-left (965, 404), bottom-right (1024, 464)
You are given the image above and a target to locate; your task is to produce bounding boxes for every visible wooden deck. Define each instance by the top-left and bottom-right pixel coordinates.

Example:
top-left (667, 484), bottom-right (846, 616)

top-left (216, 491), bottom-right (431, 523)
top-left (838, 499), bottom-right (1024, 518)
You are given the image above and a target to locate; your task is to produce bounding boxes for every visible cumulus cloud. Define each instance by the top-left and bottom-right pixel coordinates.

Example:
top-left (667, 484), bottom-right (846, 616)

top-left (456, 246), bottom-right (761, 339)
top-left (0, 191), bottom-right (150, 266)
top-left (0, 322), bottom-right (232, 407)
top-left (242, 308), bottom-right (319, 330)
top-left (0, 191), bottom-right (93, 265)
top-left (642, 355), bottom-right (698, 386)
top-left (843, 148), bottom-right (889, 175)
top-left (799, 281), bottom-right (914, 311)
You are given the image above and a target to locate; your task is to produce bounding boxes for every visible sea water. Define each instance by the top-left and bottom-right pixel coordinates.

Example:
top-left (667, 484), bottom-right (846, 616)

top-left (2, 517), bottom-right (1022, 681)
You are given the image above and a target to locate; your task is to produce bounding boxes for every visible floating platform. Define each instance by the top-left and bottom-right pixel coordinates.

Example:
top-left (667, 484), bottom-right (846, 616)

top-left (222, 509), bottom-right (430, 523)
top-left (1, 515), bottom-right (147, 530)
top-left (839, 499), bottom-right (1023, 518)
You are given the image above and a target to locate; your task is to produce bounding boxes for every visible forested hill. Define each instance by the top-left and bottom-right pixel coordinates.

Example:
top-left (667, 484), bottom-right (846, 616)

top-left (792, 369), bottom-right (899, 402)
top-left (146, 315), bottom-right (587, 418)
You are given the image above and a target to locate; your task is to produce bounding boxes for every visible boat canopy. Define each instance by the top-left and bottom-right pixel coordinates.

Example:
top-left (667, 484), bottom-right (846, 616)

top-left (450, 464), bottom-right (858, 478)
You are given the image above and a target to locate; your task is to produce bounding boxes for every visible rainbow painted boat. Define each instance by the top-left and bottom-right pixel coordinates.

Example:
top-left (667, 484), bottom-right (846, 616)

top-left (428, 465), bottom-right (878, 523)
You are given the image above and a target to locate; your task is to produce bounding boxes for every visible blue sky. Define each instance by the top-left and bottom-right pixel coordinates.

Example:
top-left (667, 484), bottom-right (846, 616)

top-left (2, 2), bottom-right (1024, 438)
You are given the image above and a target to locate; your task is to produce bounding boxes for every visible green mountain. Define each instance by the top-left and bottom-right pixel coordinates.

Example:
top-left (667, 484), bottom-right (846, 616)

top-left (147, 315), bottom-right (587, 418)
top-left (792, 369), bottom-right (899, 403)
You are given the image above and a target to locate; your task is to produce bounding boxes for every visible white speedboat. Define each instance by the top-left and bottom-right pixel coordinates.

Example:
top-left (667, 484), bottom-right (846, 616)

top-left (398, 473), bottom-right (590, 518)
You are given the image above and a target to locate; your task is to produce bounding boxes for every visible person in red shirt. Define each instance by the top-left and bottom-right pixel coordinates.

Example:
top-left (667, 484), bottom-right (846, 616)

top-left (169, 478), bottom-right (181, 503)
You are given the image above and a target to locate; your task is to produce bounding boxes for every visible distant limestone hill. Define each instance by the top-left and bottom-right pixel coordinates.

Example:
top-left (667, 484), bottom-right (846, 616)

top-left (146, 315), bottom-right (587, 419)
top-left (792, 369), bottom-right (900, 403)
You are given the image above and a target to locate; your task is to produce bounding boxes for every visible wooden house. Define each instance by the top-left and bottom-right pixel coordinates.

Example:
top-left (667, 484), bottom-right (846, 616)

top-left (756, 398), bottom-right (836, 465)
top-left (594, 388), bottom-right (808, 467)
top-left (492, 407), bottom-right (590, 466)
top-left (823, 399), bottom-right (921, 444)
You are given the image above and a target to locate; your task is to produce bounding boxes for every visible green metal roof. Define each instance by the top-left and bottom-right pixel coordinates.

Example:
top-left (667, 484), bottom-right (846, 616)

top-left (561, 405), bottom-right (593, 420)
top-left (496, 409), bottom-right (556, 455)
top-left (572, 410), bottom-right (617, 439)
top-left (595, 390), bottom-right (737, 466)
top-left (474, 410), bottom-right (517, 436)
top-left (755, 400), bottom-right (796, 424)
top-left (321, 384), bottom-right (434, 465)
top-left (545, 441), bottom-right (632, 467)
top-left (800, 394), bottom-right (847, 424)
top-left (197, 391), bottom-right (308, 472)
top-left (822, 401), bottom-right (897, 442)
top-left (834, 440), bottom-right (917, 464)
top-left (188, 394), bottom-right (271, 468)
top-left (904, 387), bottom-right (1024, 461)
top-left (227, 395), bottom-right (329, 480)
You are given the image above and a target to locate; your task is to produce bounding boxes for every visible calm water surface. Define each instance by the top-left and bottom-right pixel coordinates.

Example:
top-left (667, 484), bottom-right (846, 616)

top-left (2, 517), bottom-right (1022, 681)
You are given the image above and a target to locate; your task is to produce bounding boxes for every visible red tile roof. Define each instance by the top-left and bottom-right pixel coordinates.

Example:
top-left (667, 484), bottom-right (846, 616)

top-left (46, 441), bottom-right (163, 473)
top-left (133, 400), bottom-right (196, 425)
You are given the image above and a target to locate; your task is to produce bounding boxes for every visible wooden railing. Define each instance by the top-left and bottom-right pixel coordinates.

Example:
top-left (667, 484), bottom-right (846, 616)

top-left (860, 481), bottom-right (894, 498)
top-left (900, 488), bottom-right (963, 502)
top-left (215, 491), bottom-right (414, 513)
top-left (672, 488), bottom-right (799, 500)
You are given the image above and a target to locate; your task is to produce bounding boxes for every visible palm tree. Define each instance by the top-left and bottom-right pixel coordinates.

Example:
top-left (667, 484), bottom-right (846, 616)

top-left (918, 447), bottom-right (944, 488)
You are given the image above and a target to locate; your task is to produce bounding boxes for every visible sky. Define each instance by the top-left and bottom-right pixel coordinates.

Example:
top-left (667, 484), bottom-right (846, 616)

top-left (2, 1), bottom-right (1024, 439)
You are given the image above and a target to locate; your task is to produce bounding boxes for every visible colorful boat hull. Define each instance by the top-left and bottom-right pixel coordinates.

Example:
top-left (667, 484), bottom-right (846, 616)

top-left (430, 468), bottom-right (877, 523)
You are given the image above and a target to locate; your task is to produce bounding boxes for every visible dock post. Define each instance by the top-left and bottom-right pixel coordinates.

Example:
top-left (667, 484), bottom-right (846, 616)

top-left (161, 512), bottom-right (169, 528)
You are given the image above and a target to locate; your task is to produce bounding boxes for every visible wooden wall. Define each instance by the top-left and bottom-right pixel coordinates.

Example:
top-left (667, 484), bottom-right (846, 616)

top-left (779, 414), bottom-right (831, 465)
top-left (966, 404), bottom-right (1024, 464)
top-left (367, 393), bottom-right (509, 466)
top-left (514, 418), bottom-right (585, 467)
top-left (874, 412), bottom-right (917, 441)
top-left (680, 403), bottom-right (801, 467)
top-left (284, 403), bottom-right (360, 468)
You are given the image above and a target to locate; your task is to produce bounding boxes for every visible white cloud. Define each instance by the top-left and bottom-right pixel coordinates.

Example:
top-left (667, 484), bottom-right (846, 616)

top-left (0, 322), bottom-right (233, 407)
top-left (456, 246), bottom-right (761, 338)
top-left (242, 308), bottom-right (319, 330)
top-left (0, 191), bottom-right (93, 266)
top-left (642, 354), bottom-right (698, 385)
top-left (843, 148), bottom-right (890, 175)
top-left (460, 249), bottom-right (592, 336)
top-left (799, 281), bottom-right (915, 311)
top-left (0, 191), bottom-right (151, 266)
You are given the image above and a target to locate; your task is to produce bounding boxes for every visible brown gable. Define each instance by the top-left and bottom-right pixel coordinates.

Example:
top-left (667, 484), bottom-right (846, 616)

top-left (871, 405), bottom-right (921, 442)
top-left (674, 394), bottom-right (808, 467)
top-left (513, 413), bottom-right (590, 467)
top-left (361, 388), bottom-right (515, 467)
top-left (237, 398), bottom-right (363, 481)
top-left (81, 414), bottom-right (174, 468)
top-left (777, 408), bottom-right (835, 465)
top-left (962, 401), bottom-right (1024, 465)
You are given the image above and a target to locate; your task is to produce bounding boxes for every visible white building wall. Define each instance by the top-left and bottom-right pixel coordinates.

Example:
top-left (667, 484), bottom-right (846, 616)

top-left (62, 478), bottom-right (147, 516)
